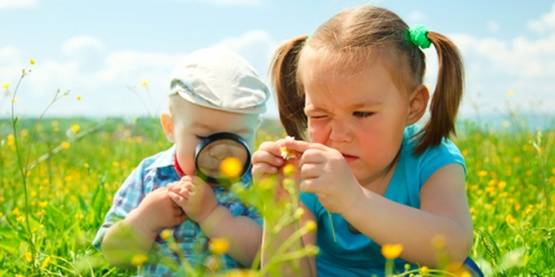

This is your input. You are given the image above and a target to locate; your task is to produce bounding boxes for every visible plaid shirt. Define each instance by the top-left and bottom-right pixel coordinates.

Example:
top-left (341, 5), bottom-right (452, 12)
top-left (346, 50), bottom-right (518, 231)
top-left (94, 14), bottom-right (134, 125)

top-left (93, 145), bottom-right (261, 276)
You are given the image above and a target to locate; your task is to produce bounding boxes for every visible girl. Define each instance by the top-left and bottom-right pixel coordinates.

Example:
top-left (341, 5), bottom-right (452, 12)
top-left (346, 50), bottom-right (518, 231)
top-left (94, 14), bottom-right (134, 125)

top-left (252, 5), bottom-right (482, 276)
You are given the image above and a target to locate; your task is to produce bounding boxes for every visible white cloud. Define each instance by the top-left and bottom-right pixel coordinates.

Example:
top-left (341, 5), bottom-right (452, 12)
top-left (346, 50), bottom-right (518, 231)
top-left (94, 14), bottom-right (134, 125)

top-left (0, 0), bottom-right (37, 9)
top-left (62, 35), bottom-right (106, 56)
top-left (528, 2), bottom-right (555, 33)
top-left (0, 31), bottom-right (278, 117)
top-left (487, 21), bottom-right (499, 33)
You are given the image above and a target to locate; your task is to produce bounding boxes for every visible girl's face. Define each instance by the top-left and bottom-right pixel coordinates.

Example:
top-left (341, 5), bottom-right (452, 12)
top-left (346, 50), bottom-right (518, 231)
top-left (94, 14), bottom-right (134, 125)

top-left (299, 49), bottom-right (416, 186)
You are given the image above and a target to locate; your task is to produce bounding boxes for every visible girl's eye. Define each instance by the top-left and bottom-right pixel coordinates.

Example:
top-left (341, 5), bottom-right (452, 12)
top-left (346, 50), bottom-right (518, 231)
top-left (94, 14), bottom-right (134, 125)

top-left (309, 115), bottom-right (327, 119)
top-left (195, 135), bottom-right (207, 140)
top-left (353, 111), bottom-right (374, 118)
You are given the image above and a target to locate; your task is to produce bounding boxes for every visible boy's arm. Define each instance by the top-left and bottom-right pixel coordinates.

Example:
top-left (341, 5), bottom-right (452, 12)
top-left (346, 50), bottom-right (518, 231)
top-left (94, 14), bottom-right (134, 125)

top-left (198, 205), bottom-right (262, 266)
top-left (101, 187), bottom-right (187, 265)
top-left (100, 208), bottom-right (158, 266)
top-left (169, 176), bottom-right (263, 266)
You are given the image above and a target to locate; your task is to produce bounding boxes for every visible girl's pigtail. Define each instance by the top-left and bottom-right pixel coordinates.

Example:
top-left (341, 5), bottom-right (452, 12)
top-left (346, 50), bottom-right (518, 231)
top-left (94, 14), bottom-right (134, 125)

top-left (270, 35), bottom-right (309, 140)
top-left (415, 32), bottom-right (464, 154)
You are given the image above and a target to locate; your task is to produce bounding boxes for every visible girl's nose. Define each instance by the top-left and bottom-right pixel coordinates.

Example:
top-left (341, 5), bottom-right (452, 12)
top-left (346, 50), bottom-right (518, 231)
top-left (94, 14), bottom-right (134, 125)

top-left (329, 121), bottom-right (353, 143)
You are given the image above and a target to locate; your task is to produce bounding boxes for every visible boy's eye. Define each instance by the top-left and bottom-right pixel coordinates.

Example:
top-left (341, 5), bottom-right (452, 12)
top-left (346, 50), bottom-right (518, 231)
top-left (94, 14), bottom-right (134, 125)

top-left (353, 111), bottom-right (374, 118)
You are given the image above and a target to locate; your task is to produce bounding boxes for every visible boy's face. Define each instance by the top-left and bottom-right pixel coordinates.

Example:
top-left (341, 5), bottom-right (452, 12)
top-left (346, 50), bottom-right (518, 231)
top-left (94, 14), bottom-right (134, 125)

top-left (161, 98), bottom-right (259, 177)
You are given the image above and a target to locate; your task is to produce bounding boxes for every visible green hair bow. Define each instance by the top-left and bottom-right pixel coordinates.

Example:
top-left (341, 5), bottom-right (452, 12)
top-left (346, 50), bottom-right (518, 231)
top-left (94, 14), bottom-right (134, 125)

top-left (408, 25), bottom-right (431, 49)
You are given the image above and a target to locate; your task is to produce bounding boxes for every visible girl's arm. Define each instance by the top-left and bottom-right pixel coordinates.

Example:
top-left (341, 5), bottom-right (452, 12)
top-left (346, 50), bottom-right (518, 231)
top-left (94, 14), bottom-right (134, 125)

top-left (345, 164), bottom-right (473, 266)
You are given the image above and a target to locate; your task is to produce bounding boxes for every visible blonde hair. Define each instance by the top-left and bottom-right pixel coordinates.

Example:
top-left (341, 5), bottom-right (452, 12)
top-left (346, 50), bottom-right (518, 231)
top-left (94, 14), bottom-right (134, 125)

top-left (271, 6), bottom-right (464, 154)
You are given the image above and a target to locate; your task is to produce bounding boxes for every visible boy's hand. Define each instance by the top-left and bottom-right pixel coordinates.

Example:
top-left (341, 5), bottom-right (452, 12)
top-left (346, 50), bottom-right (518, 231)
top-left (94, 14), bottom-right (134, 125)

top-left (168, 176), bottom-right (218, 224)
top-left (129, 187), bottom-right (187, 237)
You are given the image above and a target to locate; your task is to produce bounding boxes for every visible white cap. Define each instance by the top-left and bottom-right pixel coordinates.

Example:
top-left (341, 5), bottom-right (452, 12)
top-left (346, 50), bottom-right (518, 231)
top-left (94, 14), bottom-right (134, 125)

top-left (169, 47), bottom-right (270, 114)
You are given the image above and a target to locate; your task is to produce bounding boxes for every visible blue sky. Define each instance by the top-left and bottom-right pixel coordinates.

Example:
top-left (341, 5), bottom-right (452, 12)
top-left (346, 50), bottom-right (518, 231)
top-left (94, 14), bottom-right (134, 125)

top-left (1, 0), bottom-right (555, 118)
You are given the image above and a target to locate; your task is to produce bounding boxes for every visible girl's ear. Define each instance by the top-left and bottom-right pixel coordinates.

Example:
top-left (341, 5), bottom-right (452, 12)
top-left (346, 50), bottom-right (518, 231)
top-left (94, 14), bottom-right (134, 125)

top-left (160, 112), bottom-right (175, 143)
top-left (406, 84), bottom-right (430, 125)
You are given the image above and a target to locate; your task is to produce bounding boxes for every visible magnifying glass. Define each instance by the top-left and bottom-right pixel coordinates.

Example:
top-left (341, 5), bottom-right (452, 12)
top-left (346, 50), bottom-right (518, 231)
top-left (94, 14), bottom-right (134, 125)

top-left (194, 132), bottom-right (251, 185)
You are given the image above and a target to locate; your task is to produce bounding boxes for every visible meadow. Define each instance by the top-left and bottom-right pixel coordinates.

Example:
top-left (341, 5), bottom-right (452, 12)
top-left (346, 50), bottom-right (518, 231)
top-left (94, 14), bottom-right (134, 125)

top-left (1, 66), bottom-right (554, 276)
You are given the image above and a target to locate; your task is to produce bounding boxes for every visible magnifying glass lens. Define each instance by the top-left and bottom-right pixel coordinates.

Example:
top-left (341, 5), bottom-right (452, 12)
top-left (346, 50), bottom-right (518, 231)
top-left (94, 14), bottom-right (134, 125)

top-left (196, 138), bottom-right (249, 180)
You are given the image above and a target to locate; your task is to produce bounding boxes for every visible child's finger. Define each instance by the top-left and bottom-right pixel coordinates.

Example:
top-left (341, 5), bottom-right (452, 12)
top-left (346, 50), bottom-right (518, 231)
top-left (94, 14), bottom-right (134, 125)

top-left (168, 191), bottom-right (186, 205)
top-left (300, 163), bottom-right (321, 179)
top-left (252, 150), bottom-right (284, 167)
top-left (300, 178), bottom-right (321, 193)
top-left (252, 163), bottom-right (278, 179)
top-left (299, 148), bottom-right (327, 165)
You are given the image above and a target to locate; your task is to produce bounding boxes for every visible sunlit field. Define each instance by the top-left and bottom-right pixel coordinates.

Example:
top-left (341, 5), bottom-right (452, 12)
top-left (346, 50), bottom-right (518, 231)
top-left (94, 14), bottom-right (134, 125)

top-left (1, 67), bottom-right (554, 276)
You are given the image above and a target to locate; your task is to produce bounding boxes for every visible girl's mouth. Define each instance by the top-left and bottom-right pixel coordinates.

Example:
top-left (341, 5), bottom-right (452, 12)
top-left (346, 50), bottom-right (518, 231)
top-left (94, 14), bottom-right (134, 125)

top-left (342, 153), bottom-right (358, 162)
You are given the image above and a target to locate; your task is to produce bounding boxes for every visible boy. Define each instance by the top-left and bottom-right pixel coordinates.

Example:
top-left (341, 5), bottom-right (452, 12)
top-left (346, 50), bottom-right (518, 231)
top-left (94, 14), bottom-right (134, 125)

top-left (93, 47), bottom-right (270, 275)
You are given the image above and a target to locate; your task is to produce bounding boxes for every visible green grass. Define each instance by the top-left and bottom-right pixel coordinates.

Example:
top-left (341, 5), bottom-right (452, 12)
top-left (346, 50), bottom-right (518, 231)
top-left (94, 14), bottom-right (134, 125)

top-left (0, 117), bottom-right (553, 276)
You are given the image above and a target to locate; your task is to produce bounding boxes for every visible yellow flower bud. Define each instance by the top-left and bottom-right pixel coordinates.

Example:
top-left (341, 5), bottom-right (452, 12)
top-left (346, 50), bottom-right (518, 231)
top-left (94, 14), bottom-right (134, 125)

top-left (220, 157), bottom-right (242, 178)
top-left (131, 253), bottom-right (148, 267)
top-left (381, 243), bottom-right (403, 259)
top-left (209, 238), bottom-right (230, 255)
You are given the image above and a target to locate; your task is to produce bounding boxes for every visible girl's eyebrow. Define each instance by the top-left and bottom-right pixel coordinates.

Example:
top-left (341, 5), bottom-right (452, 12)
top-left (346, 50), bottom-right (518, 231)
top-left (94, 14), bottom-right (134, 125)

top-left (304, 105), bottom-right (328, 113)
top-left (348, 101), bottom-right (381, 109)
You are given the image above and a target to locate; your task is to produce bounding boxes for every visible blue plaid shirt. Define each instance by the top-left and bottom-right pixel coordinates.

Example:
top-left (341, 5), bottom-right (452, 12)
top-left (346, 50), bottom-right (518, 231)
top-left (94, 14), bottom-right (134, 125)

top-left (93, 145), bottom-right (261, 276)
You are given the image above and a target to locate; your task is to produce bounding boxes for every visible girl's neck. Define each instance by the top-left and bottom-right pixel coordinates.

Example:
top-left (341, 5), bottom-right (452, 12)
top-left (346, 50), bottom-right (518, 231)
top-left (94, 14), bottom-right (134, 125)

top-left (360, 149), bottom-right (401, 196)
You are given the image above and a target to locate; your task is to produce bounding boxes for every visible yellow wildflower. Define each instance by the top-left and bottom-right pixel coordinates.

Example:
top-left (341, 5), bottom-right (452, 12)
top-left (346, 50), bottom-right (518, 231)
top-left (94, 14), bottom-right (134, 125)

top-left (76, 95), bottom-right (81, 101)
top-left (381, 243), bottom-right (403, 259)
top-left (38, 201), bottom-right (48, 208)
top-left (131, 253), bottom-right (148, 267)
top-left (282, 162), bottom-right (296, 176)
top-left (24, 251), bottom-right (32, 262)
top-left (220, 157), bottom-right (242, 178)
top-left (41, 256), bottom-right (52, 269)
top-left (61, 141), bottom-right (71, 150)
top-left (209, 238), bottom-right (230, 255)
top-left (505, 214), bottom-right (516, 225)
top-left (304, 220), bottom-right (317, 232)
top-left (29, 58), bottom-right (36, 65)
top-left (478, 170), bottom-right (488, 177)
top-left (7, 134), bottom-right (15, 147)
top-left (70, 124), bottom-right (81, 134)
top-left (160, 229), bottom-right (172, 241)
top-left (2, 82), bottom-right (9, 91)
top-left (420, 266), bottom-right (429, 275)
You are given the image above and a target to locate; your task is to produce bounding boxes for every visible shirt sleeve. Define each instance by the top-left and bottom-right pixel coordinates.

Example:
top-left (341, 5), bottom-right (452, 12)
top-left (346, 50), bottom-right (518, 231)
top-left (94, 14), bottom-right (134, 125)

top-left (300, 192), bottom-right (322, 217)
top-left (242, 206), bottom-right (263, 225)
top-left (418, 138), bottom-right (466, 190)
top-left (92, 163), bottom-right (147, 249)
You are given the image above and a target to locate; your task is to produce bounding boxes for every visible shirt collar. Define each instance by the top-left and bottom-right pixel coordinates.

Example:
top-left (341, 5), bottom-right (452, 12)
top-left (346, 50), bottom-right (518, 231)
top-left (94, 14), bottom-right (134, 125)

top-left (146, 145), bottom-right (177, 171)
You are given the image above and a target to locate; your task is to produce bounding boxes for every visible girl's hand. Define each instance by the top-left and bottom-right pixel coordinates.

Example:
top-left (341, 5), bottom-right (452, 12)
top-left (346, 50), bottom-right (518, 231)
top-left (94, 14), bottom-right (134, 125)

top-left (168, 176), bottom-right (218, 224)
top-left (283, 140), bottom-right (363, 215)
top-left (252, 139), bottom-right (302, 200)
top-left (251, 140), bottom-right (285, 181)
